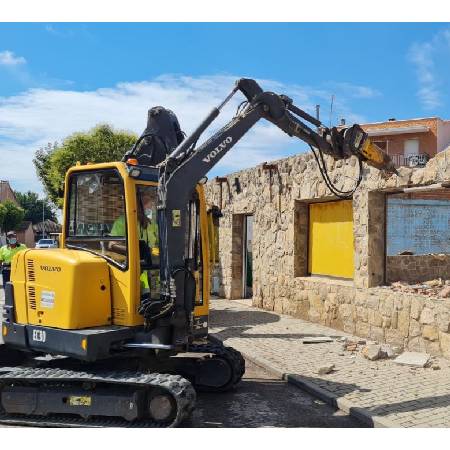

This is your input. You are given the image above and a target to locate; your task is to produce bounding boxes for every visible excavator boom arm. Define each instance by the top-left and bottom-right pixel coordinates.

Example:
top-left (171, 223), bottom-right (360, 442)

top-left (155, 78), bottom-right (395, 346)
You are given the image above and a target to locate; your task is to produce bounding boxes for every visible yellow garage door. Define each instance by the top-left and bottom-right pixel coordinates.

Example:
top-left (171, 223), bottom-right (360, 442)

top-left (308, 200), bottom-right (354, 279)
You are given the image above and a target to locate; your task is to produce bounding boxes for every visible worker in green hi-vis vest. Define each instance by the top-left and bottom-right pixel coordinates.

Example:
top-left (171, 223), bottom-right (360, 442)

top-left (0, 231), bottom-right (27, 288)
top-left (110, 187), bottom-right (159, 297)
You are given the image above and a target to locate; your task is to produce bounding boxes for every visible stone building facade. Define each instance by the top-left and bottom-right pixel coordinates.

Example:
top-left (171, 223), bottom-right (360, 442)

top-left (205, 147), bottom-right (450, 356)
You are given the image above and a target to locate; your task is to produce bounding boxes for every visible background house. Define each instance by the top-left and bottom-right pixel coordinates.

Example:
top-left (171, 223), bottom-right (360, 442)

top-left (360, 117), bottom-right (450, 168)
top-left (0, 180), bottom-right (19, 246)
top-left (0, 180), bottom-right (18, 204)
top-left (33, 219), bottom-right (62, 241)
top-left (14, 221), bottom-right (35, 248)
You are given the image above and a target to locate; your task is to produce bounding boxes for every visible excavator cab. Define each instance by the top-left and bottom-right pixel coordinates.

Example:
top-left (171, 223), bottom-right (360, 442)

top-left (2, 161), bottom-right (210, 361)
top-left (64, 162), bottom-right (210, 331)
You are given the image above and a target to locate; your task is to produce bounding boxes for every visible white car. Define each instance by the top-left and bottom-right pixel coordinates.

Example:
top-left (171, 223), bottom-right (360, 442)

top-left (35, 239), bottom-right (58, 249)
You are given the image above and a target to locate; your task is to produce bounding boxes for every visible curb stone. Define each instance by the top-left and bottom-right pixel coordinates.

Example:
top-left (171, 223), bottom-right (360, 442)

top-left (210, 333), bottom-right (398, 428)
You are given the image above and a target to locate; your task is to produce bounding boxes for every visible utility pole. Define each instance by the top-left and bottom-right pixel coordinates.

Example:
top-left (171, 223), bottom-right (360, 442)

top-left (329, 94), bottom-right (335, 128)
top-left (42, 196), bottom-right (45, 239)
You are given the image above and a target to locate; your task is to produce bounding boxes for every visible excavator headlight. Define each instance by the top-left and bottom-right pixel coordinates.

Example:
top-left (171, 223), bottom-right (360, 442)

top-left (2, 325), bottom-right (8, 337)
top-left (81, 338), bottom-right (88, 351)
top-left (129, 168), bottom-right (141, 178)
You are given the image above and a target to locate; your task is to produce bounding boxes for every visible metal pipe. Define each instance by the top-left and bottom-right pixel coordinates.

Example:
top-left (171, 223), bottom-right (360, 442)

top-left (42, 196), bottom-right (45, 239)
top-left (122, 342), bottom-right (176, 350)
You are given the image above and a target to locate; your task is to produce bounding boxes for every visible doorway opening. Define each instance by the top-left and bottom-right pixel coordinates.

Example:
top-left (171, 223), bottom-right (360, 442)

top-left (242, 215), bottom-right (253, 298)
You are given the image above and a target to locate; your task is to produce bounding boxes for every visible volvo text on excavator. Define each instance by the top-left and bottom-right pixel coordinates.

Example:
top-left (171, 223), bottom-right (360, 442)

top-left (0, 78), bottom-right (396, 427)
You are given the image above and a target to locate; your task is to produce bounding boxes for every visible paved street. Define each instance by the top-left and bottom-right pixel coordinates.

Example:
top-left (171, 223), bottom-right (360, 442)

top-left (209, 298), bottom-right (450, 428)
top-left (189, 359), bottom-right (361, 427)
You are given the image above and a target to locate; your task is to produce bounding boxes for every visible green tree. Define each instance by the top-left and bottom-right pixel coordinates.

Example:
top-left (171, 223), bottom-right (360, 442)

top-left (14, 191), bottom-right (57, 224)
top-left (0, 201), bottom-right (25, 233)
top-left (0, 204), bottom-right (6, 232)
top-left (34, 124), bottom-right (137, 207)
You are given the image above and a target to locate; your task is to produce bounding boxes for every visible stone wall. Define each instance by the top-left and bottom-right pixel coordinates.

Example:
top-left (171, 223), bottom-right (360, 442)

top-left (386, 254), bottom-right (450, 284)
top-left (258, 276), bottom-right (450, 358)
top-left (205, 147), bottom-right (450, 355)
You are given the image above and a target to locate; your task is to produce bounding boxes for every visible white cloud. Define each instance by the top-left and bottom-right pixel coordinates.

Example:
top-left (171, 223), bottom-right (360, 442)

top-left (326, 82), bottom-right (381, 100)
top-left (0, 74), bottom-right (372, 195)
top-left (44, 24), bottom-right (92, 39)
top-left (0, 50), bottom-right (26, 66)
top-left (408, 28), bottom-right (450, 111)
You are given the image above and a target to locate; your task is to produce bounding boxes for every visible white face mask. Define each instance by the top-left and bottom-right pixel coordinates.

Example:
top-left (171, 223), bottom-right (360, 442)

top-left (144, 208), bottom-right (153, 220)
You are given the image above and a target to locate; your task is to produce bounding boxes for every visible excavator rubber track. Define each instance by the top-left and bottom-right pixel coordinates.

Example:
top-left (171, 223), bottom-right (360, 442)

top-left (188, 342), bottom-right (245, 392)
top-left (0, 366), bottom-right (196, 428)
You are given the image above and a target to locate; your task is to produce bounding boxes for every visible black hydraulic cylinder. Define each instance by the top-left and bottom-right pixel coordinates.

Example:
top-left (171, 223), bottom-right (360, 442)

top-left (168, 107), bottom-right (220, 160)
top-left (287, 102), bottom-right (322, 128)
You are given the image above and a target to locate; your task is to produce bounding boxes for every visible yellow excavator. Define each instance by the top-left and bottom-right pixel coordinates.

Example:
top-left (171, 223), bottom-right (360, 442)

top-left (0, 78), bottom-right (396, 427)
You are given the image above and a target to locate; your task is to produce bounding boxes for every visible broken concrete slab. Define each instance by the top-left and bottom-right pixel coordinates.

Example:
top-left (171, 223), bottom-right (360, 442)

top-left (302, 336), bottom-right (334, 344)
top-left (380, 344), bottom-right (397, 359)
top-left (394, 352), bottom-right (430, 368)
top-left (362, 344), bottom-right (382, 361)
top-left (316, 364), bottom-right (335, 375)
top-left (425, 278), bottom-right (443, 287)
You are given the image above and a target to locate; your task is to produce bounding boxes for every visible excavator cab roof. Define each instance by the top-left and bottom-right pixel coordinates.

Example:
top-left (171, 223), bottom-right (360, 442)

top-left (67, 160), bottom-right (160, 183)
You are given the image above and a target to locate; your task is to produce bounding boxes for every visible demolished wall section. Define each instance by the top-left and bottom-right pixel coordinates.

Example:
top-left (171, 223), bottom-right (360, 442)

top-left (386, 254), bottom-right (450, 284)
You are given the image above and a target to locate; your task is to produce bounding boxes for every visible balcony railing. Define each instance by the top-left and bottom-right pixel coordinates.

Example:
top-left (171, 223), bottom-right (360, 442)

top-left (389, 153), bottom-right (430, 168)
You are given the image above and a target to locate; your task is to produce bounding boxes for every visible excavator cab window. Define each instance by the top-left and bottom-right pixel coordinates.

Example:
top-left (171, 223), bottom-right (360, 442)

top-left (136, 185), bottom-right (160, 298)
top-left (66, 169), bottom-right (128, 268)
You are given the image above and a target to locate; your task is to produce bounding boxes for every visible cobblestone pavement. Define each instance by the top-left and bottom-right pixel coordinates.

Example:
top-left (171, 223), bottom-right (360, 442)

top-left (209, 298), bottom-right (450, 428)
top-left (188, 359), bottom-right (361, 427)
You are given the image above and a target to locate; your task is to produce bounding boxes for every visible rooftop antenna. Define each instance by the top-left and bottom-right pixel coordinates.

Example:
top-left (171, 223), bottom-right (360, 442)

top-left (315, 104), bottom-right (320, 131)
top-left (329, 94), bottom-right (335, 128)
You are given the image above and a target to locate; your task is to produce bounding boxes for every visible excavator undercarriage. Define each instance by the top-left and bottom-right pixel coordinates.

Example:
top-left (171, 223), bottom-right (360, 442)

top-left (0, 342), bottom-right (244, 427)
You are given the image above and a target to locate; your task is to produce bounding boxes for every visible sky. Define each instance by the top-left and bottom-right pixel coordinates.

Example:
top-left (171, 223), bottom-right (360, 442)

top-left (1, 23), bottom-right (450, 196)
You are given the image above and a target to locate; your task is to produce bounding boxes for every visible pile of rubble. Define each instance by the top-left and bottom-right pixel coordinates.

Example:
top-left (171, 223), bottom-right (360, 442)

top-left (341, 339), bottom-right (441, 368)
top-left (340, 338), bottom-right (398, 361)
top-left (314, 337), bottom-right (442, 375)
top-left (388, 278), bottom-right (450, 298)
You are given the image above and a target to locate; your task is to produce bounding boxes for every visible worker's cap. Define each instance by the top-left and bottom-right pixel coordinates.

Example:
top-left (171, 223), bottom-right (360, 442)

top-left (6, 231), bottom-right (17, 237)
